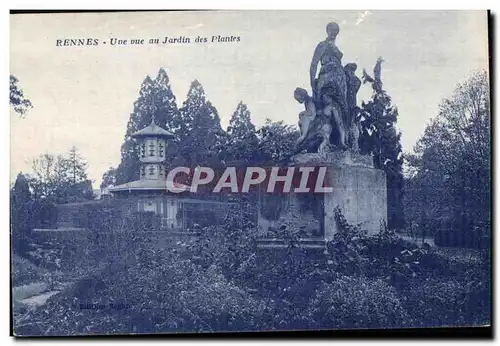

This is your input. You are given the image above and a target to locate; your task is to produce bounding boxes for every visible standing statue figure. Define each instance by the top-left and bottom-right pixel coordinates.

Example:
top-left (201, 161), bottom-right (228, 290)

top-left (310, 22), bottom-right (349, 149)
top-left (344, 62), bottom-right (362, 152)
top-left (294, 87), bottom-right (331, 155)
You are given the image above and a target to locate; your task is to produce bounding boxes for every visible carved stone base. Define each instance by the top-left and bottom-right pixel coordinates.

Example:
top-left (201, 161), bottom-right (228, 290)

top-left (257, 151), bottom-right (387, 246)
top-left (322, 158), bottom-right (387, 239)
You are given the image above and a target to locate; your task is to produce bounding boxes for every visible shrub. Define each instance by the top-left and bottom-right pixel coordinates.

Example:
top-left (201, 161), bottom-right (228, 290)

top-left (12, 198), bottom-right (58, 256)
top-left (324, 222), bottom-right (369, 277)
top-left (24, 230), bottom-right (97, 273)
top-left (124, 211), bottom-right (161, 232)
top-left (361, 227), bottom-right (430, 287)
top-left (307, 275), bottom-right (409, 329)
top-left (73, 202), bottom-right (122, 231)
top-left (31, 199), bottom-right (58, 229)
top-left (18, 248), bottom-right (269, 335)
top-left (364, 223), bottom-right (418, 262)
top-left (324, 209), bottom-right (479, 286)
top-left (172, 265), bottom-right (268, 332)
top-left (25, 244), bottom-right (64, 271)
top-left (402, 275), bottom-right (490, 327)
top-left (11, 254), bottom-right (46, 286)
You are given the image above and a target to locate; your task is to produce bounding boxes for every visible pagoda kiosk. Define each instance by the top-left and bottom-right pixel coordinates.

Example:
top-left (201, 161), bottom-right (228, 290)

top-left (108, 119), bottom-right (184, 229)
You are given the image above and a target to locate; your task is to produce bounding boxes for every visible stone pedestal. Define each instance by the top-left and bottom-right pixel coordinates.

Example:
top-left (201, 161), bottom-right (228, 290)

top-left (318, 153), bottom-right (387, 239)
top-left (257, 151), bottom-right (387, 246)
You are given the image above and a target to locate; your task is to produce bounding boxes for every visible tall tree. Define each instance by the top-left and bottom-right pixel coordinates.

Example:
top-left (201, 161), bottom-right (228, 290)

top-left (115, 68), bottom-right (180, 184)
top-left (224, 101), bottom-right (259, 163)
top-left (10, 75), bottom-right (33, 116)
top-left (360, 57), bottom-right (405, 230)
top-left (29, 148), bottom-right (93, 202)
top-left (31, 153), bottom-right (57, 198)
top-left (12, 172), bottom-right (31, 206)
top-left (67, 146), bottom-right (88, 185)
top-left (405, 71), bottom-right (490, 236)
top-left (177, 80), bottom-right (225, 167)
top-left (64, 147), bottom-right (93, 201)
top-left (11, 173), bottom-right (33, 254)
top-left (154, 68), bottom-right (182, 134)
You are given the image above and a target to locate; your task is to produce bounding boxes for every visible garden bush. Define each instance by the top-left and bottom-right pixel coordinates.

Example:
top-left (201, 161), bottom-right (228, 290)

top-left (31, 199), bottom-right (58, 229)
top-left (73, 202), bottom-right (122, 231)
top-left (17, 247), bottom-right (269, 335)
top-left (11, 254), bottom-right (46, 287)
top-left (402, 274), bottom-right (490, 327)
top-left (12, 198), bottom-right (58, 256)
top-left (15, 204), bottom-right (491, 334)
top-left (307, 275), bottom-right (409, 329)
top-left (124, 211), bottom-right (161, 232)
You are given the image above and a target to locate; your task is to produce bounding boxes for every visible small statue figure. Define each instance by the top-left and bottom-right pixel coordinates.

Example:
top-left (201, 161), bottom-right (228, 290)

top-left (317, 123), bottom-right (332, 155)
top-left (362, 57), bottom-right (385, 93)
top-left (294, 87), bottom-right (316, 146)
top-left (344, 62), bottom-right (362, 152)
top-left (294, 87), bottom-right (332, 154)
top-left (348, 114), bottom-right (362, 153)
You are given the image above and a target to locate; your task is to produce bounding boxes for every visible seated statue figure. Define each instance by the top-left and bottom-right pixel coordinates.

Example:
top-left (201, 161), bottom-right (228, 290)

top-left (294, 87), bottom-right (316, 146)
top-left (294, 87), bottom-right (332, 155)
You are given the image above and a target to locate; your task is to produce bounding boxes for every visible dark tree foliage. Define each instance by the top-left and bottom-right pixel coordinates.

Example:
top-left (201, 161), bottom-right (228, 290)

top-left (67, 146), bottom-right (88, 185)
top-left (223, 101), bottom-right (259, 164)
top-left (10, 75), bottom-right (33, 116)
top-left (11, 173), bottom-right (58, 255)
top-left (176, 80), bottom-right (225, 167)
top-left (11, 173), bottom-right (32, 255)
top-left (256, 119), bottom-right (300, 165)
top-left (28, 148), bottom-right (94, 203)
top-left (100, 167), bottom-right (117, 189)
top-left (11, 173), bottom-right (32, 234)
top-left (405, 71), bottom-right (490, 242)
top-left (359, 58), bottom-right (405, 230)
top-left (115, 68), bottom-right (180, 184)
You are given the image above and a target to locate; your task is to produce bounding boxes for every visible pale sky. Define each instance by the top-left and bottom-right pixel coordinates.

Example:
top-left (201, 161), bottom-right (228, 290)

top-left (10, 10), bottom-right (489, 187)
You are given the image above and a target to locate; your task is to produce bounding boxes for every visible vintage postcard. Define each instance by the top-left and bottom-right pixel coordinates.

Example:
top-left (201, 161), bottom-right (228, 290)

top-left (10, 10), bottom-right (491, 336)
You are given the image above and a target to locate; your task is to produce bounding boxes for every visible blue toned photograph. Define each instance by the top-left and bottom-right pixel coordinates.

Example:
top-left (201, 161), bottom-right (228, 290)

top-left (10, 10), bottom-right (491, 336)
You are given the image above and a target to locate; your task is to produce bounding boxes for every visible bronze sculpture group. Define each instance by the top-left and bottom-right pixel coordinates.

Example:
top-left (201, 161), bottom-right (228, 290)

top-left (295, 22), bottom-right (362, 155)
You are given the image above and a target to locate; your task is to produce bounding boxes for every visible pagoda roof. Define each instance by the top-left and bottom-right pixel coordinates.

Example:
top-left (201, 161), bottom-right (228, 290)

top-left (108, 178), bottom-right (189, 193)
top-left (131, 120), bottom-right (174, 138)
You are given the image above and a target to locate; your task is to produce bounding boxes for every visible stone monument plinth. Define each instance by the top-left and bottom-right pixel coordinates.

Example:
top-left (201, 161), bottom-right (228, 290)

top-left (257, 151), bottom-right (387, 246)
top-left (293, 151), bottom-right (387, 239)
